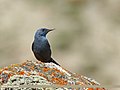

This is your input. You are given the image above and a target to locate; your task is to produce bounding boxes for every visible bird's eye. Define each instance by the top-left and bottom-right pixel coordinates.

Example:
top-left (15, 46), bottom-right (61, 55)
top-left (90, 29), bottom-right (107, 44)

top-left (42, 29), bottom-right (45, 31)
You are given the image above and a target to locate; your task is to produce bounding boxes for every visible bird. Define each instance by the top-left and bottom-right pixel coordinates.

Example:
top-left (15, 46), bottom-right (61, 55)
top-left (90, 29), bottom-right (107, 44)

top-left (32, 28), bottom-right (60, 66)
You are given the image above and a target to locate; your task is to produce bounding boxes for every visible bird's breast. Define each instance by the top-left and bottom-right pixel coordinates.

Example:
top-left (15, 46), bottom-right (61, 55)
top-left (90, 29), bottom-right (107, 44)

top-left (33, 37), bottom-right (50, 52)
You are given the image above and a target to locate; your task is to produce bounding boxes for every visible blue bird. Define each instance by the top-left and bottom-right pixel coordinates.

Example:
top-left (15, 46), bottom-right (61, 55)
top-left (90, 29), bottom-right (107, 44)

top-left (32, 28), bottom-right (60, 65)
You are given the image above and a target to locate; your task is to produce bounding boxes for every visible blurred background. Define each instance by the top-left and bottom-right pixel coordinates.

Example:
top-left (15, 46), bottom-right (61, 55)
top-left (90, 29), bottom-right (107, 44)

top-left (0, 0), bottom-right (120, 86)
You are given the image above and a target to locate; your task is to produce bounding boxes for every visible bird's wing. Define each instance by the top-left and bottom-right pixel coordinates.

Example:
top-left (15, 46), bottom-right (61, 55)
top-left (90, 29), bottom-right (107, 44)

top-left (44, 40), bottom-right (52, 56)
top-left (32, 39), bottom-right (52, 61)
top-left (38, 40), bottom-right (52, 61)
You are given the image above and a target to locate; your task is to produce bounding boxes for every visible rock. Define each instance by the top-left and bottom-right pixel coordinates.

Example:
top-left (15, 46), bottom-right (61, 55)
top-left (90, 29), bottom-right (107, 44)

top-left (0, 60), bottom-right (106, 90)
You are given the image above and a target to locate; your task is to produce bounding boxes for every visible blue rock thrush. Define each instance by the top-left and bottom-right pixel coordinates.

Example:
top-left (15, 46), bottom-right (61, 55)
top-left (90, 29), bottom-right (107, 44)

top-left (32, 28), bottom-right (60, 65)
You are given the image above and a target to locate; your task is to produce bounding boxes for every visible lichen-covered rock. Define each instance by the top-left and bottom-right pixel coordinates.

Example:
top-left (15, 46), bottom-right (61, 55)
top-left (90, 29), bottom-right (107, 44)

top-left (0, 60), bottom-right (106, 90)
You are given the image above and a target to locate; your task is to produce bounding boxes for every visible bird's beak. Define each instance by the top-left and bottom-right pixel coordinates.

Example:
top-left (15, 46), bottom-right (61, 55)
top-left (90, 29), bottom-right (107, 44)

top-left (48, 28), bottom-right (55, 32)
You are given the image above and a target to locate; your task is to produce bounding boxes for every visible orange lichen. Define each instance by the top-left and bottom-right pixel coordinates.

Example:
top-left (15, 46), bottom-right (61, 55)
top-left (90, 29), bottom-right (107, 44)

top-left (52, 68), bottom-right (63, 75)
top-left (30, 66), bottom-right (35, 70)
top-left (51, 72), bottom-right (56, 76)
top-left (19, 71), bottom-right (25, 75)
top-left (76, 81), bottom-right (85, 85)
top-left (3, 67), bottom-right (8, 70)
top-left (52, 78), bottom-right (67, 85)
top-left (26, 72), bottom-right (31, 76)
top-left (21, 62), bottom-right (27, 66)
top-left (38, 72), bottom-right (46, 79)
top-left (87, 88), bottom-right (94, 90)
top-left (87, 88), bottom-right (106, 90)
top-left (0, 70), bottom-right (3, 74)
top-left (60, 72), bottom-right (64, 76)
top-left (53, 68), bottom-right (60, 72)
top-left (43, 67), bottom-right (50, 72)
top-left (96, 88), bottom-right (106, 90)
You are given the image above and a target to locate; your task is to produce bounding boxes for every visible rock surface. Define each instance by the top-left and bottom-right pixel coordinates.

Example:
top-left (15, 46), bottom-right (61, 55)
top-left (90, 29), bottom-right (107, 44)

top-left (0, 60), bottom-right (106, 90)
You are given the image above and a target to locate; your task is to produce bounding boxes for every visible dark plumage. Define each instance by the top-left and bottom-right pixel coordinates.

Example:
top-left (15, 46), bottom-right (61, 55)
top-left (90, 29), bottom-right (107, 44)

top-left (32, 28), bottom-right (60, 65)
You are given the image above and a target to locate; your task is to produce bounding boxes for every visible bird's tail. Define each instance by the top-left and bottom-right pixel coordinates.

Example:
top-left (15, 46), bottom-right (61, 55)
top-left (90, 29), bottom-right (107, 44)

top-left (50, 58), bottom-right (60, 66)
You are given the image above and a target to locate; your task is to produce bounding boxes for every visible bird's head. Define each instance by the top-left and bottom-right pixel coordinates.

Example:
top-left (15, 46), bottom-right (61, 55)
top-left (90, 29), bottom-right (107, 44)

top-left (35, 28), bottom-right (54, 38)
